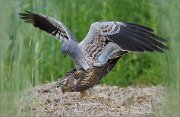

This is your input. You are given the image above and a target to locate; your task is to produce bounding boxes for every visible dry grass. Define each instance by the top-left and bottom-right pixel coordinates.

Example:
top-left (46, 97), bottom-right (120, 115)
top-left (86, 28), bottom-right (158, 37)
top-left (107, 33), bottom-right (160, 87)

top-left (18, 82), bottom-right (164, 117)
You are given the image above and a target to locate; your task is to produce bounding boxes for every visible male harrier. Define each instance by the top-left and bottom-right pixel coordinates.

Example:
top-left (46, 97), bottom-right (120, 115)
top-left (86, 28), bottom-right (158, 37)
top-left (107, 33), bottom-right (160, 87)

top-left (19, 11), bottom-right (167, 95)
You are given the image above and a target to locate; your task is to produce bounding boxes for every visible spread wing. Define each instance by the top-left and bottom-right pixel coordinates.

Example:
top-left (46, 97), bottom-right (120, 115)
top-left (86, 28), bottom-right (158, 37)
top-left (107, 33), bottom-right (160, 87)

top-left (19, 11), bottom-right (77, 42)
top-left (79, 21), bottom-right (167, 67)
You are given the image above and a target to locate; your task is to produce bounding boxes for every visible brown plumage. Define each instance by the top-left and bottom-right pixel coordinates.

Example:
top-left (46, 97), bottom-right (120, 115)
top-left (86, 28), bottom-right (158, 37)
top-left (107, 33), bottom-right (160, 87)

top-left (56, 57), bottom-right (121, 94)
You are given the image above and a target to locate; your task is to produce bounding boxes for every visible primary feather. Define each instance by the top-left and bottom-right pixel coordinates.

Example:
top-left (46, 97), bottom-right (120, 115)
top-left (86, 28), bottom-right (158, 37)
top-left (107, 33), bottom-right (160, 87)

top-left (19, 11), bottom-right (77, 42)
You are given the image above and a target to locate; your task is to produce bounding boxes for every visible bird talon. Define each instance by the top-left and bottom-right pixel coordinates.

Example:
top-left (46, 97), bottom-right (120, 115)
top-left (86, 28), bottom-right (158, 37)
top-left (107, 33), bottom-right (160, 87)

top-left (79, 89), bottom-right (91, 99)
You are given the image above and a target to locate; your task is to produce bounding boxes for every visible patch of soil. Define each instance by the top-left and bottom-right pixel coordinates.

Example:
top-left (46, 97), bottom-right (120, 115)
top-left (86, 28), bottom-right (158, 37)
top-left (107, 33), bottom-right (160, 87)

top-left (19, 82), bottom-right (164, 117)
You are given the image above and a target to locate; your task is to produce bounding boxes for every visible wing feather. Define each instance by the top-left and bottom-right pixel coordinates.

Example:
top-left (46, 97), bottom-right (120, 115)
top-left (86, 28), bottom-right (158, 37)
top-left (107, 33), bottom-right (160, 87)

top-left (19, 11), bottom-right (77, 42)
top-left (79, 21), bottom-right (167, 68)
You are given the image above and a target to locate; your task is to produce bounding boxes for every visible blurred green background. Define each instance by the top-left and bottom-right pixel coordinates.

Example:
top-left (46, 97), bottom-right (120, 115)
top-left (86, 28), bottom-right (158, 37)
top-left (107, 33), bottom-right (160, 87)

top-left (0, 0), bottom-right (180, 116)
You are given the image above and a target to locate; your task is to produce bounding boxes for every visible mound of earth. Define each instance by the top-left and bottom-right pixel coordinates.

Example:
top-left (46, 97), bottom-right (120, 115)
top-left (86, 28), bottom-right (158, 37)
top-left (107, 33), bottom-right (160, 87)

top-left (19, 82), bottom-right (164, 117)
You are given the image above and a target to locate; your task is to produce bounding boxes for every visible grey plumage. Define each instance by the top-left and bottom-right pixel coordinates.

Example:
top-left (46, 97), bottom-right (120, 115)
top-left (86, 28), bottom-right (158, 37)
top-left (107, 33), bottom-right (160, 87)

top-left (19, 11), bottom-right (167, 70)
top-left (79, 21), bottom-right (167, 68)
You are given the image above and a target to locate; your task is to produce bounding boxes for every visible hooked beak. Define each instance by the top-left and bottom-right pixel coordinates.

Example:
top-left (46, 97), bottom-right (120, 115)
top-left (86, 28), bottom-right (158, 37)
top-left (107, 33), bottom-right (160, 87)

top-left (64, 54), bottom-right (67, 57)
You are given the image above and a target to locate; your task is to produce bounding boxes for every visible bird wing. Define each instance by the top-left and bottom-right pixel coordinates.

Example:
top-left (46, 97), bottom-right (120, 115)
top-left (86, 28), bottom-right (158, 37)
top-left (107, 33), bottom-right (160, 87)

top-left (19, 11), bottom-right (77, 42)
top-left (79, 21), bottom-right (167, 67)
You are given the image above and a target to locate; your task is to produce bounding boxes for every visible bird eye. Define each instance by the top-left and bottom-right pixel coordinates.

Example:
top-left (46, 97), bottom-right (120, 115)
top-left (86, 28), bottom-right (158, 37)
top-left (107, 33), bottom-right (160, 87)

top-left (61, 80), bottom-right (66, 84)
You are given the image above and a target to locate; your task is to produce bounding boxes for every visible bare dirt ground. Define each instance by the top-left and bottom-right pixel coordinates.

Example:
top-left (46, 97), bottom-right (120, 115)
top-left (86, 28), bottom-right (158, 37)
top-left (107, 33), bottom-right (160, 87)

top-left (19, 82), bottom-right (165, 117)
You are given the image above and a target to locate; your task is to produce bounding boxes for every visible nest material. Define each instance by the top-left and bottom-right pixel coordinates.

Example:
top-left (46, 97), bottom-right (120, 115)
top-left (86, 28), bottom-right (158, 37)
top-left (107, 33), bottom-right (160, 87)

top-left (19, 82), bottom-right (164, 117)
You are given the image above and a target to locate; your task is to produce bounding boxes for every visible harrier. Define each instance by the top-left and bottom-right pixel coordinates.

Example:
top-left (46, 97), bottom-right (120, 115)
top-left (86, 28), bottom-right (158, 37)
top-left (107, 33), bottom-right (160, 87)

top-left (19, 11), bottom-right (167, 96)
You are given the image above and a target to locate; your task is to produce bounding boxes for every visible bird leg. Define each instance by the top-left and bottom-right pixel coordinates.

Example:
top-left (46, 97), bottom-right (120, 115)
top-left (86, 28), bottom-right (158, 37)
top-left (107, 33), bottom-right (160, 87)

top-left (79, 89), bottom-right (99, 99)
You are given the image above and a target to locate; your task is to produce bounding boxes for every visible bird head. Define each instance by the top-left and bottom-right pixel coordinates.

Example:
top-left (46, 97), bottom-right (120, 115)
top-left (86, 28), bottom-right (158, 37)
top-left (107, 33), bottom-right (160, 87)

top-left (61, 40), bottom-right (79, 58)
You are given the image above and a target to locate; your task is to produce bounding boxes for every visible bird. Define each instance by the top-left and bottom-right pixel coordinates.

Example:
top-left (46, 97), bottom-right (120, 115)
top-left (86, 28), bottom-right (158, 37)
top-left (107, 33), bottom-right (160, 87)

top-left (19, 11), bottom-right (167, 96)
top-left (56, 56), bottom-right (121, 97)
